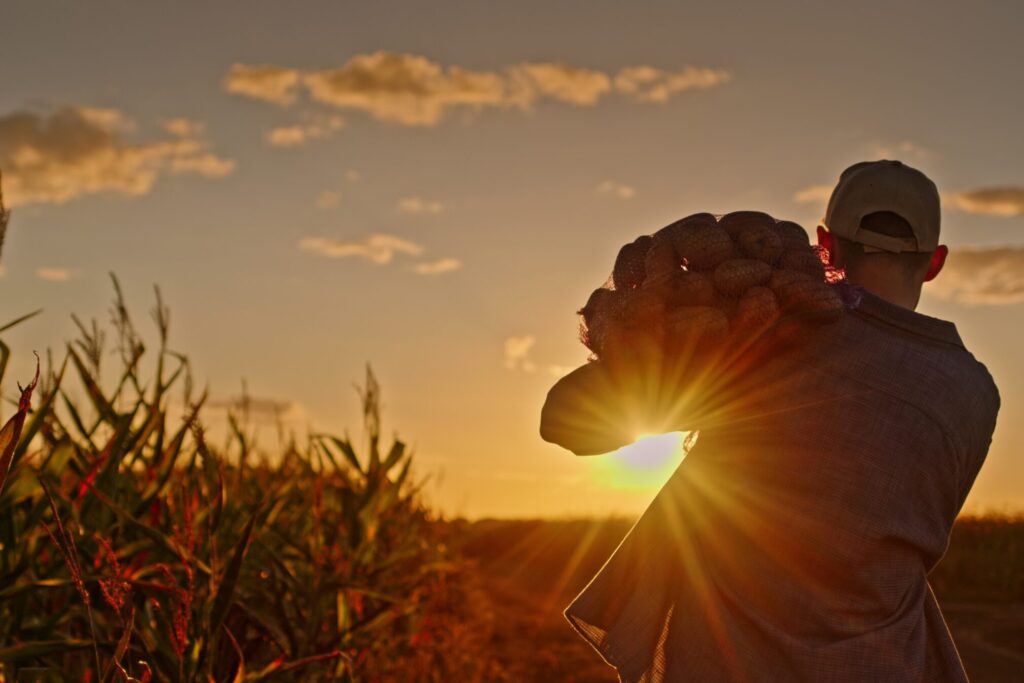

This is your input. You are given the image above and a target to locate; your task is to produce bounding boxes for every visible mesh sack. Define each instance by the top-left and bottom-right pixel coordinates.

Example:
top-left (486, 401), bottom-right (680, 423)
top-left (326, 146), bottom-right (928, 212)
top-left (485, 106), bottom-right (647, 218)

top-left (578, 211), bottom-right (851, 361)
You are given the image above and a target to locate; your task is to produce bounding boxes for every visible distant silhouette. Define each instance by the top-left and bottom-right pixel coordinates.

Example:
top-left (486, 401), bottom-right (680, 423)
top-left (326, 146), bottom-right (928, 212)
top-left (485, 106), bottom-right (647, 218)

top-left (541, 161), bottom-right (999, 682)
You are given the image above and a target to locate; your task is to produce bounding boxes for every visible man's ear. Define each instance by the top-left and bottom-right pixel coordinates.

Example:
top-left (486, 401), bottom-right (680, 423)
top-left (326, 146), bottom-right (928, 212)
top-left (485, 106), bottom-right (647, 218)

top-left (923, 245), bottom-right (948, 282)
top-left (816, 226), bottom-right (837, 267)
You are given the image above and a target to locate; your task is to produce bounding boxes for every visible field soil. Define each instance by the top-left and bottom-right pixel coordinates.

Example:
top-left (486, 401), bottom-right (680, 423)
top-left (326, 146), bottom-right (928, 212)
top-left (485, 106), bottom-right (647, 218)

top-left (459, 519), bottom-right (1024, 683)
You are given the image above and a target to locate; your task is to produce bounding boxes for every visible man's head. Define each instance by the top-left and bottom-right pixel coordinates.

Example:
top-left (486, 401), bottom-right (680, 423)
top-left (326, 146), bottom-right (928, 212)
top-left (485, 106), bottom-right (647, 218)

top-left (816, 160), bottom-right (948, 310)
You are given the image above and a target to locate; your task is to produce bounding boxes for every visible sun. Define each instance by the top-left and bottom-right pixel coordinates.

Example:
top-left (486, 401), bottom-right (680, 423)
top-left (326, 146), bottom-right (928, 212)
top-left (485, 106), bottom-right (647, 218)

top-left (588, 432), bottom-right (691, 491)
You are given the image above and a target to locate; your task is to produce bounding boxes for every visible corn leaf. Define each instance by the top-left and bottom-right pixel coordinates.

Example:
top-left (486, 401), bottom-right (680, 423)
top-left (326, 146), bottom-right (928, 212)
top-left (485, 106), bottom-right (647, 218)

top-left (0, 360), bottom-right (39, 496)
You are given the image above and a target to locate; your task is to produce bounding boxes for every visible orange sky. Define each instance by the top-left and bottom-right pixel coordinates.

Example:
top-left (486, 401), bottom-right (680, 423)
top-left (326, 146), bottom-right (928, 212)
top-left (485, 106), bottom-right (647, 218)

top-left (1, 1), bottom-right (1022, 518)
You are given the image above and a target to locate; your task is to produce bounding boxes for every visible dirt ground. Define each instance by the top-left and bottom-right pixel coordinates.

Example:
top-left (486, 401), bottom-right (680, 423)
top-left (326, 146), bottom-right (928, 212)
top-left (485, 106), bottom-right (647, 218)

top-left (460, 519), bottom-right (1024, 683)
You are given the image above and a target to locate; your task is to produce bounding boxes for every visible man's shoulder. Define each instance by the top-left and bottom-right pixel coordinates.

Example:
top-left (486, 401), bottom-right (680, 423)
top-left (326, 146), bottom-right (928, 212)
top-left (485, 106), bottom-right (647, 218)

top-left (832, 296), bottom-right (1000, 435)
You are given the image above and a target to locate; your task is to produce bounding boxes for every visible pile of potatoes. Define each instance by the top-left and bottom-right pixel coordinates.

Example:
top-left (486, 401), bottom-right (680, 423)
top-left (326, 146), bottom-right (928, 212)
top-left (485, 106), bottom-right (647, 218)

top-left (580, 211), bottom-right (845, 359)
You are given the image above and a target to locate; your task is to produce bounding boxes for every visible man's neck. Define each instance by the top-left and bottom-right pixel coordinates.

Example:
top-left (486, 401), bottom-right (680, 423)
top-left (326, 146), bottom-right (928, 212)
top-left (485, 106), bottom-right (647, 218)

top-left (847, 275), bottom-right (921, 311)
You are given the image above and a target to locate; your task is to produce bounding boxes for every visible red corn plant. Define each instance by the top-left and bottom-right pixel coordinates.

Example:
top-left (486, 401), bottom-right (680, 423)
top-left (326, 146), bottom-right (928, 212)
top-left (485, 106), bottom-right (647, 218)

top-left (0, 357), bottom-right (39, 496)
top-left (0, 281), bottom-right (488, 682)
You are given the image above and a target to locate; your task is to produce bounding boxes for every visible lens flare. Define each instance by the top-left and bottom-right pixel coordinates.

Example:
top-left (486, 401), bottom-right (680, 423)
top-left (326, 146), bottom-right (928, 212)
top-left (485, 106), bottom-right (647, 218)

top-left (588, 431), bottom-right (690, 490)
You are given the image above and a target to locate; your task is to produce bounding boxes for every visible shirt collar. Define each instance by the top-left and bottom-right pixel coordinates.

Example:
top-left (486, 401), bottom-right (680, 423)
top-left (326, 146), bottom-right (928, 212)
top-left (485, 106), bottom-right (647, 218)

top-left (853, 287), bottom-right (965, 349)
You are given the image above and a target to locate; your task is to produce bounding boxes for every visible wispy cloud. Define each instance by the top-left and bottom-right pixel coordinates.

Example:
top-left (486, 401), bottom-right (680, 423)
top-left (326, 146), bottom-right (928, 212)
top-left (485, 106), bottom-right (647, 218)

top-left (223, 64), bottom-right (301, 106)
top-left (163, 117), bottom-right (205, 137)
top-left (547, 364), bottom-right (575, 378)
top-left (503, 335), bottom-right (574, 376)
top-left (509, 63), bottom-right (611, 106)
top-left (596, 180), bottom-right (636, 199)
top-left (299, 233), bottom-right (423, 264)
top-left (168, 153), bottom-right (235, 177)
top-left (36, 267), bottom-right (73, 282)
top-left (872, 140), bottom-right (930, 160)
top-left (225, 51), bottom-right (731, 128)
top-left (413, 257), bottom-right (461, 275)
top-left (928, 246), bottom-right (1024, 305)
top-left (793, 184), bottom-right (833, 204)
top-left (398, 196), bottom-right (444, 214)
top-left (613, 65), bottom-right (731, 103)
top-left (949, 187), bottom-right (1024, 217)
top-left (302, 52), bottom-right (506, 126)
top-left (315, 190), bottom-right (341, 209)
top-left (265, 115), bottom-right (344, 147)
top-left (503, 333), bottom-right (577, 376)
top-left (0, 106), bottom-right (234, 206)
top-left (504, 335), bottom-right (537, 372)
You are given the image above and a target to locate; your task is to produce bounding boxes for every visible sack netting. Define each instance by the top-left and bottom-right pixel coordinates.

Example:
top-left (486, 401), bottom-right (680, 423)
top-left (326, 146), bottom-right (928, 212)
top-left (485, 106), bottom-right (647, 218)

top-left (579, 211), bottom-right (854, 361)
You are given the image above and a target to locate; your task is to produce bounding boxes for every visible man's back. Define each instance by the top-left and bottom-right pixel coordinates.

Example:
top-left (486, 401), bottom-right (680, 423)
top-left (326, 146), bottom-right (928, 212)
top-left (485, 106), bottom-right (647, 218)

top-left (564, 290), bottom-right (999, 682)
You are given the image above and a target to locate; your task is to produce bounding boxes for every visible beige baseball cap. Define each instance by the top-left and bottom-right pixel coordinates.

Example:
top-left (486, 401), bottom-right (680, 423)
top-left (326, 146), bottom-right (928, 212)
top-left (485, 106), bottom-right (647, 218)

top-left (822, 160), bottom-right (941, 253)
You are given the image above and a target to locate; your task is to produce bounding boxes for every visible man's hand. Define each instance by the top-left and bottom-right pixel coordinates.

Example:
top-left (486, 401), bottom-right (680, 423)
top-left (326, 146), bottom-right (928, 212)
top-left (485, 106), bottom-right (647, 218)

top-left (540, 327), bottom-right (698, 455)
top-left (539, 360), bottom-right (639, 455)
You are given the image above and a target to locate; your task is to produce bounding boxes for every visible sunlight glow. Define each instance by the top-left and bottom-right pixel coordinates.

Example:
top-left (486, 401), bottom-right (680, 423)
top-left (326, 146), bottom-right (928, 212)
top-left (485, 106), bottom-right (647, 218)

top-left (589, 432), bottom-right (690, 491)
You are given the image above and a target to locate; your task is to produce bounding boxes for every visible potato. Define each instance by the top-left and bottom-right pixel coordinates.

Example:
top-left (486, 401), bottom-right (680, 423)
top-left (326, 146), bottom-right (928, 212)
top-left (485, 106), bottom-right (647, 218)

top-left (672, 224), bottom-right (735, 271)
top-left (772, 220), bottom-right (812, 251)
top-left (732, 286), bottom-right (780, 330)
top-left (737, 225), bottom-right (783, 264)
top-left (719, 210), bottom-right (775, 241)
top-left (768, 268), bottom-right (815, 297)
top-left (654, 212), bottom-right (718, 243)
top-left (581, 288), bottom-right (631, 350)
top-left (613, 235), bottom-right (653, 290)
top-left (713, 258), bottom-right (773, 296)
top-left (776, 279), bottom-right (844, 321)
top-left (779, 249), bottom-right (826, 278)
top-left (643, 238), bottom-right (680, 280)
top-left (623, 287), bottom-right (667, 328)
top-left (664, 306), bottom-right (730, 346)
top-left (668, 271), bottom-right (716, 307)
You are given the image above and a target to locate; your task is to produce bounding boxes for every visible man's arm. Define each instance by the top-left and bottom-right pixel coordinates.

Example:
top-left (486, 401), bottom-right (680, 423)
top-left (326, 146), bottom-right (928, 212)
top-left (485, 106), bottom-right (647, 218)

top-left (540, 343), bottom-right (701, 455)
top-left (540, 361), bottom-right (638, 455)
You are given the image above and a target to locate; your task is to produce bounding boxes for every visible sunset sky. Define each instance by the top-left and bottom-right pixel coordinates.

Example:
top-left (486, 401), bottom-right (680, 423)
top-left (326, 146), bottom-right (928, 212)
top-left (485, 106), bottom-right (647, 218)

top-left (2, 1), bottom-right (1022, 518)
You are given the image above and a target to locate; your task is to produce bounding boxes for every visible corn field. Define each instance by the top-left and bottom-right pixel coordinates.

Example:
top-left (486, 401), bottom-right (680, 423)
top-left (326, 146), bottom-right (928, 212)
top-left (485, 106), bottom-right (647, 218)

top-left (0, 279), bottom-right (490, 682)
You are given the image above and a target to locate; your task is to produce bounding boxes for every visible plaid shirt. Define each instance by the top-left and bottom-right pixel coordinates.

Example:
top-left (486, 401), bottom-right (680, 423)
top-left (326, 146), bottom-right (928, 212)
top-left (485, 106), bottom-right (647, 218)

top-left (551, 290), bottom-right (1000, 682)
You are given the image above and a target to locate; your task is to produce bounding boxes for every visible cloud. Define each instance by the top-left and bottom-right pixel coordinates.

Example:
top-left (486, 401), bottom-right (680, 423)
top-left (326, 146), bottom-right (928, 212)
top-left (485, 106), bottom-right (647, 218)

top-left (315, 190), bottom-right (341, 209)
top-left (509, 63), bottom-right (610, 106)
top-left (505, 335), bottom-right (537, 372)
top-left (163, 117), bottom-right (205, 137)
top-left (872, 140), bottom-right (930, 160)
top-left (613, 65), bottom-right (731, 102)
top-left (169, 153), bottom-right (235, 178)
top-left (303, 52), bottom-right (508, 126)
top-left (596, 180), bottom-right (636, 199)
top-left (223, 63), bottom-right (300, 106)
top-left (345, 169), bottom-right (361, 182)
top-left (793, 184), bottom-right (833, 204)
top-left (265, 126), bottom-right (306, 147)
top-left (927, 246), bottom-right (1024, 305)
top-left (547, 364), bottom-right (575, 378)
top-left (299, 233), bottom-right (423, 264)
top-left (76, 107), bottom-right (133, 132)
top-left (413, 257), bottom-right (461, 275)
top-left (949, 187), bottom-right (1024, 217)
top-left (226, 52), bottom-right (731, 128)
top-left (398, 196), bottom-right (444, 214)
top-left (504, 335), bottom-right (576, 376)
top-left (36, 267), bottom-right (73, 282)
top-left (0, 106), bottom-right (234, 206)
top-left (264, 115), bottom-right (344, 147)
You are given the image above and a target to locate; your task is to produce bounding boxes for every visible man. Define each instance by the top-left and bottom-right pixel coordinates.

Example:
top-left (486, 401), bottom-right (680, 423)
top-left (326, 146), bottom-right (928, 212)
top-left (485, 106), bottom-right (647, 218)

top-left (540, 160), bottom-right (1000, 682)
